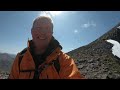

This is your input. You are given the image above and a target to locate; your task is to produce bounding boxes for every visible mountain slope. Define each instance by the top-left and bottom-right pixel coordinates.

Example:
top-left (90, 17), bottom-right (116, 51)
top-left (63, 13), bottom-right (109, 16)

top-left (67, 23), bottom-right (120, 79)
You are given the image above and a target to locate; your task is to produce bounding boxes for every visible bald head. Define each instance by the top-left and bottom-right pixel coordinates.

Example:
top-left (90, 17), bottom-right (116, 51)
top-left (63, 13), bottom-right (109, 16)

top-left (32, 16), bottom-right (53, 32)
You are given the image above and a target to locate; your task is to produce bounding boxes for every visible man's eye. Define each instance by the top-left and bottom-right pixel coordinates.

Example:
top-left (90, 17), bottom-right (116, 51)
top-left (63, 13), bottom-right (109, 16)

top-left (37, 27), bottom-right (41, 29)
top-left (37, 36), bottom-right (39, 39)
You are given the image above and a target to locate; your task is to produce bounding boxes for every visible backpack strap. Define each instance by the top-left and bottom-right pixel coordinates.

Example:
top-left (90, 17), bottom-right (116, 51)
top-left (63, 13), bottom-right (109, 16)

top-left (53, 57), bottom-right (60, 74)
top-left (18, 48), bottom-right (27, 73)
top-left (33, 56), bottom-right (60, 79)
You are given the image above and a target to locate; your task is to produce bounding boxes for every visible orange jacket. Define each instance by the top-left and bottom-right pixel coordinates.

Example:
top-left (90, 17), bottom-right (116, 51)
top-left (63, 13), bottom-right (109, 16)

top-left (9, 40), bottom-right (84, 79)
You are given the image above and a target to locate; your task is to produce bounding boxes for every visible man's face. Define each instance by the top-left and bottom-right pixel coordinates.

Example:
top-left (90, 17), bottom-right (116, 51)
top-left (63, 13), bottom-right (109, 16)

top-left (31, 18), bottom-right (53, 51)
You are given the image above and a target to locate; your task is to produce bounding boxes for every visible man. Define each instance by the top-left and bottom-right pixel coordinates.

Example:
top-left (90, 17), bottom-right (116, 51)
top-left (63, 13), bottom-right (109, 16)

top-left (9, 16), bottom-right (84, 79)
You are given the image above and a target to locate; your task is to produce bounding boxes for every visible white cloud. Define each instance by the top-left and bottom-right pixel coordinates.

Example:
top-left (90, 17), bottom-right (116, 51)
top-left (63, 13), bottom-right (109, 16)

top-left (106, 39), bottom-right (120, 59)
top-left (74, 29), bottom-right (78, 33)
top-left (81, 21), bottom-right (96, 28)
top-left (81, 23), bottom-right (90, 28)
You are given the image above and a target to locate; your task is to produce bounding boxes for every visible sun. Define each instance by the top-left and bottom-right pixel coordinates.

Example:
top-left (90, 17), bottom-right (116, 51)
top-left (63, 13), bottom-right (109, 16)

top-left (39, 11), bottom-right (63, 18)
top-left (48, 11), bottom-right (62, 16)
top-left (44, 11), bottom-right (62, 17)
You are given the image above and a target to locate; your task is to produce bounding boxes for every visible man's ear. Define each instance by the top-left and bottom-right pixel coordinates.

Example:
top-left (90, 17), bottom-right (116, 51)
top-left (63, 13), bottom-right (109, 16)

top-left (31, 29), bottom-right (34, 39)
top-left (47, 32), bottom-right (52, 38)
top-left (31, 29), bottom-right (32, 35)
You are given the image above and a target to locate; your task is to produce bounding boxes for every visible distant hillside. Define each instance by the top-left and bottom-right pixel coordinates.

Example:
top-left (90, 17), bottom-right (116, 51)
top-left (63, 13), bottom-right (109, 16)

top-left (0, 52), bottom-right (15, 72)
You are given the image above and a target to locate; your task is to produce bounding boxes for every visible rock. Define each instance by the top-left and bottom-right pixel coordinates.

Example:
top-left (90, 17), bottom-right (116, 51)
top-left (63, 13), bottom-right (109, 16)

top-left (87, 59), bottom-right (94, 63)
top-left (78, 65), bottom-right (85, 69)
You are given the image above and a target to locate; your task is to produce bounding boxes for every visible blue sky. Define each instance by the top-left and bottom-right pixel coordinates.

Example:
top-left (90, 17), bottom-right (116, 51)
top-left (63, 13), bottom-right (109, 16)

top-left (0, 11), bottom-right (120, 54)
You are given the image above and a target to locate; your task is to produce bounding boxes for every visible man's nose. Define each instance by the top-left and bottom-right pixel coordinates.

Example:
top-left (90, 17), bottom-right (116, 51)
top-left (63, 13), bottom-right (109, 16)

top-left (34, 33), bottom-right (40, 39)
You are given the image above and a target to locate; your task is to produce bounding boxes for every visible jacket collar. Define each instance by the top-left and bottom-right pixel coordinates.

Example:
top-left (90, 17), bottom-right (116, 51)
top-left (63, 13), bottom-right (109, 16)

top-left (27, 36), bottom-right (62, 63)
